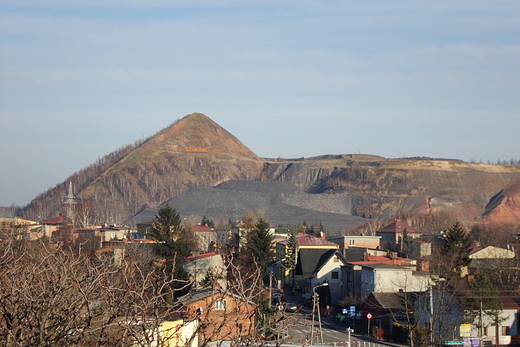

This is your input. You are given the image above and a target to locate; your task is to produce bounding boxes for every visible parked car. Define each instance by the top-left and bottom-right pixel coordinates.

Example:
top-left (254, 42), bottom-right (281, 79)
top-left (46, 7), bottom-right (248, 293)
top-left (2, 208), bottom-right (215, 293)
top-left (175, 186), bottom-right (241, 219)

top-left (272, 290), bottom-right (285, 303)
top-left (272, 292), bottom-right (282, 303)
top-left (284, 302), bottom-right (302, 313)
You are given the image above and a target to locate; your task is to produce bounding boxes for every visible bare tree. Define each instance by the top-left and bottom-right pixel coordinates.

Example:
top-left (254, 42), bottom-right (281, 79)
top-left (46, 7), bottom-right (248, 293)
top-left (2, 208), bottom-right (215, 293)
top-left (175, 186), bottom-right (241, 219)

top-left (0, 224), bottom-right (278, 347)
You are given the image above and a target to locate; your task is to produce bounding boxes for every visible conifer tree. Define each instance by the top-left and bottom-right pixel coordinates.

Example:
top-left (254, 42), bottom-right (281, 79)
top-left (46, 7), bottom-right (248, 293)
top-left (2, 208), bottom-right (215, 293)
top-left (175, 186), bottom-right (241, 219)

top-left (149, 204), bottom-right (190, 296)
top-left (440, 221), bottom-right (473, 278)
top-left (283, 229), bottom-right (299, 288)
top-left (245, 218), bottom-right (274, 276)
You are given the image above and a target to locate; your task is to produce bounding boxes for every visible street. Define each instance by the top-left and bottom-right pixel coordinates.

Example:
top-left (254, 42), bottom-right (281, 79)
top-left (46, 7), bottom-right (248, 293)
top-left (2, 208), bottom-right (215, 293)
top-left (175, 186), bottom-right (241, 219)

top-left (277, 308), bottom-right (362, 345)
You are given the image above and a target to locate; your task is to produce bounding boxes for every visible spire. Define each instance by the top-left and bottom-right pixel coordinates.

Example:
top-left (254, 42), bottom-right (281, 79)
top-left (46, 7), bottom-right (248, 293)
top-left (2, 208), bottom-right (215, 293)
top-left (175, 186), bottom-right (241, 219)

top-left (63, 182), bottom-right (77, 219)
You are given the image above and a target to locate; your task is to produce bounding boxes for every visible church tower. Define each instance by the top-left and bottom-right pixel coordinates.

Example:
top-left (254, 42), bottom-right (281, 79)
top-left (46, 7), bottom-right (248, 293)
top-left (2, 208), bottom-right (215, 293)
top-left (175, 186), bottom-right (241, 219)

top-left (63, 182), bottom-right (77, 221)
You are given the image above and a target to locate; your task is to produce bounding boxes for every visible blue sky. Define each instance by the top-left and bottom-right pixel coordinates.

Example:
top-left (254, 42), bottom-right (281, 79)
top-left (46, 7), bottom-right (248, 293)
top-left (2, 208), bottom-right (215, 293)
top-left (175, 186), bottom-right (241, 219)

top-left (1, 1), bottom-right (519, 206)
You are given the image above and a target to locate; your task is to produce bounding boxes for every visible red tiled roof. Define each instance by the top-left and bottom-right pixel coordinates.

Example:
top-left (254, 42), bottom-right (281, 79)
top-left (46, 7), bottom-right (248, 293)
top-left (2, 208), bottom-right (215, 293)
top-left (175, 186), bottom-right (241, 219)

top-left (184, 252), bottom-right (219, 262)
top-left (43, 213), bottom-right (71, 225)
top-left (498, 292), bottom-right (520, 310)
top-left (278, 233), bottom-right (338, 247)
top-left (347, 254), bottom-right (415, 266)
top-left (193, 225), bottom-right (215, 232)
top-left (470, 246), bottom-right (483, 254)
top-left (378, 219), bottom-right (419, 234)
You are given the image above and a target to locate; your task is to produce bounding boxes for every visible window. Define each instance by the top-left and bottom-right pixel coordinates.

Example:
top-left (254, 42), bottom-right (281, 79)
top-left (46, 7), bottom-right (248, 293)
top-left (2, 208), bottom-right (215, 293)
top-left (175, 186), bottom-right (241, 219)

top-left (215, 300), bottom-right (226, 310)
top-left (332, 271), bottom-right (339, 279)
top-left (349, 239), bottom-right (355, 246)
top-left (334, 256), bottom-right (339, 262)
top-left (483, 327), bottom-right (488, 336)
top-left (502, 326), bottom-right (510, 336)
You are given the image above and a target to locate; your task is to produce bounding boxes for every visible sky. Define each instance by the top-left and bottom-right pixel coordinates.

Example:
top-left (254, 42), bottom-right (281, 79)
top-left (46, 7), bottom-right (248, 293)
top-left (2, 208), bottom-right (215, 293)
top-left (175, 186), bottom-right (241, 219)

top-left (1, 1), bottom-right (520, 206)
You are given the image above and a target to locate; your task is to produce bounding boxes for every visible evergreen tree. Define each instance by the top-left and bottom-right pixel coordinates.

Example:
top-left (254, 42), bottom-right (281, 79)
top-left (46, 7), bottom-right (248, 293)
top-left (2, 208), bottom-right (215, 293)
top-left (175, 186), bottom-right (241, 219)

top-left (283, 229), bottom-right (299, 288)
top-left (201, 215), bottom-right (215, 228)
top-left (440, 221), bottom-right (473, 278)
top-left (149, 204), bottom-right (190, 296)
top-left (245, 218), bottom-right (275, 276)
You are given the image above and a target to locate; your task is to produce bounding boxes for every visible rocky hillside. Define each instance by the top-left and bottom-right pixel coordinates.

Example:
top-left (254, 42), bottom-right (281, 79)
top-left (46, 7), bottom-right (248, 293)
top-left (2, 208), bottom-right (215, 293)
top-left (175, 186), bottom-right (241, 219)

top-left (15, 113), bottom-right (520, 229)
top-left (262, 156), bottom-right (520, 223)
top-left (483, 183), bottom-right (520, 224)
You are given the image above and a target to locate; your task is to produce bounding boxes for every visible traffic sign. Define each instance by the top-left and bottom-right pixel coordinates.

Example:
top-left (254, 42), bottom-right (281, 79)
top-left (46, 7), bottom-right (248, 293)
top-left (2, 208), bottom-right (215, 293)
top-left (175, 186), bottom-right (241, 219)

top-left (367, 313), bottom-right (372, 319)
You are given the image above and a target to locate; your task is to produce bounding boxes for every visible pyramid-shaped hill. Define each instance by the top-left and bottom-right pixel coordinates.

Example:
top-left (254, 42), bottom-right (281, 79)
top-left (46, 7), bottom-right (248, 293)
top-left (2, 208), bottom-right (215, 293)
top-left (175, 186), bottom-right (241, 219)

top-left (139, 113), bottom-right (261, 159)
top-left (81, 113), bottom-right (265, 220)
top-left (128, 180), bottom-right (367, 232)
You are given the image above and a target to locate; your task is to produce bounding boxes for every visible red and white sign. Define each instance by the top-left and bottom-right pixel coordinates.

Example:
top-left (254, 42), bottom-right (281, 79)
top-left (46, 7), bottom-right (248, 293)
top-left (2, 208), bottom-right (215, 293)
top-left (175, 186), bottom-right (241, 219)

top-left (367, 313), bottom-right (372, 319)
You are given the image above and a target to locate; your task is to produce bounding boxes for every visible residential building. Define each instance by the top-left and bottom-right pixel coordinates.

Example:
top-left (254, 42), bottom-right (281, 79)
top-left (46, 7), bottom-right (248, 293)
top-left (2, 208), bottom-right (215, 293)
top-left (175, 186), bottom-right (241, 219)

top-left (342, 254), bottom-right (428, 302)
top-left (414, 289), bottom-right (520, 346)
top-left (360, 291), bottom-right (421, 341)
top-left (191, 225), bottom-right (218, 255)
top-left (295, 249), bottom-right (348, 303)
top-left (183, 252), bottom-right (226, 289)
top-left (376, 219), bottom-right (421, 246)
top-left (160, 318), bottom-right (198, 347)
top-left (0, 217), bottom-right (41, 240)
top-left (328, 235), bottom-right (382, 250)
top-left (275, 233), bottom-right (338, 287)
top-left (176, 287), bottom-right (256, 344)
top-left (42, 213), bottom-right (73, 242)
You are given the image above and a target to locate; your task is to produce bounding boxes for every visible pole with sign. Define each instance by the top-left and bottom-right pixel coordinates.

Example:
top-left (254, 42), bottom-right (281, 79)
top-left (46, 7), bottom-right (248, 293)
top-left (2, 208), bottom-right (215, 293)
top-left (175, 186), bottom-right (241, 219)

top-left (367, 313), bottom-right (372, 335)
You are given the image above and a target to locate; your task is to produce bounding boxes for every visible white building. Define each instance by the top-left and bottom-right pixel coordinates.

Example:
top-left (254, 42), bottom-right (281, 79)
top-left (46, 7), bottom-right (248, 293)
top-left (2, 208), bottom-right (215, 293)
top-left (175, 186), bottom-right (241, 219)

top-left (359, 263), bottom-right (430, 301)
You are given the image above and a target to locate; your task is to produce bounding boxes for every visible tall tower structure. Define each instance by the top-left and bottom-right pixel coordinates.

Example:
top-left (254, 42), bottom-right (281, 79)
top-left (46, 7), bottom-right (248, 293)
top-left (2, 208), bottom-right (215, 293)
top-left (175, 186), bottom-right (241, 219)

top-left (63, 182), bottom-right (77, 220)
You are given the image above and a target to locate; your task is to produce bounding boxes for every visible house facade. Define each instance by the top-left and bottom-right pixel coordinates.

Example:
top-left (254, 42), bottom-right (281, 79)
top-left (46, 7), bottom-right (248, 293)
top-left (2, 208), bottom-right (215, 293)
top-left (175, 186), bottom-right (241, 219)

top-left (342, 254), bottom-right (428, 302)
top-left (176, 288), bottom-right (257, 344)
top-left (275, 233), bottom-right (338, 286)
top-left (183, 252), bottom-right (226, 289)
top-left (327, 235), bottom-right (382, 250)
top-left (295, 249), bottom-right (348, 303)
top-left (376, 219), bottom-right (421, 245)
top-left (358, 264), bottom-right (430, 301)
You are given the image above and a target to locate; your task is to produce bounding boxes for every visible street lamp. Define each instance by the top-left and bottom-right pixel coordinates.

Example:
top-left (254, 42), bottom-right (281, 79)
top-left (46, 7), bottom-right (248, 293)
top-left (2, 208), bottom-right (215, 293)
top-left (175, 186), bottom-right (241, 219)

top-left (310, 282), bottom-right (329, 345)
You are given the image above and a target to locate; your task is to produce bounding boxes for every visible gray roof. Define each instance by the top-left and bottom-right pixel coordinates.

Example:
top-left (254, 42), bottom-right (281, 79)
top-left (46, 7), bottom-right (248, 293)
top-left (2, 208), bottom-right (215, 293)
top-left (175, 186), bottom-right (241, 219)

top-left (363, 292), bottom-right (421, 316)
top-left (296, 249), bottom-right (346, 279)
top-left (176, 287), bottom-right (255, 307)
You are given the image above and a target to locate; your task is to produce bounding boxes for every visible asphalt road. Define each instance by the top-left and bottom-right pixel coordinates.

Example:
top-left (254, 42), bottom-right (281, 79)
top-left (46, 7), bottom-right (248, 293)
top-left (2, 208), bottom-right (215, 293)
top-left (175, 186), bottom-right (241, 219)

top-left (275, 308), bottom-right (360, 345)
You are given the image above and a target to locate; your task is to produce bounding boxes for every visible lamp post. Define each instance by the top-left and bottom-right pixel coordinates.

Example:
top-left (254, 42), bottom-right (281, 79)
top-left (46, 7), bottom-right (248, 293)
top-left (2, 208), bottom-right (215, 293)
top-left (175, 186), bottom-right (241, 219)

top-left (310, 282), bottom-right (329, 345)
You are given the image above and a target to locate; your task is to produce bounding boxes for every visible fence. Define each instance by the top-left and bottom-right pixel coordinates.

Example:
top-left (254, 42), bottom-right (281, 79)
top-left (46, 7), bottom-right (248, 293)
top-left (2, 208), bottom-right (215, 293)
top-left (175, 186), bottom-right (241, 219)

top-left (323, 341), bottom-right (401, 347)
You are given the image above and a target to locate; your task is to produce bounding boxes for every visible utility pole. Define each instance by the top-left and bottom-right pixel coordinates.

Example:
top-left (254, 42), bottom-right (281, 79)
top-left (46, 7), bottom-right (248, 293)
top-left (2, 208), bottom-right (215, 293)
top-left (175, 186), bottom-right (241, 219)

top-left (480, 302), bottom-right (484, 347)
top-left (310, 282), bottom-right (328, 345)
top-left (430, 283), bottom-right (434, 347)
top-left (429, 277), bottom-right (446, 347)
